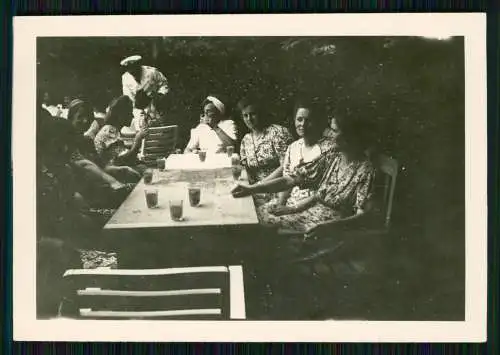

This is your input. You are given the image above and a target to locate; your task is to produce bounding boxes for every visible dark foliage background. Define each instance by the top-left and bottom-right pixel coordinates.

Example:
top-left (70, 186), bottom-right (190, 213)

top-left (36, 36), bottom-right (465, 256)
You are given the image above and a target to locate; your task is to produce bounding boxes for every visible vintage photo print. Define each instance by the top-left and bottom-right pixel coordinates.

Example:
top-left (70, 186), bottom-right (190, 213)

top-left (12, 14), bottom-right (486, 342)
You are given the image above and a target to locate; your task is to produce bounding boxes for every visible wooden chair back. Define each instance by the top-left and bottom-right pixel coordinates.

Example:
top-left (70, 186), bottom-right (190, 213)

top-left (59, 265), bottom-right (245, 320)
top-left (139, 125), bottom-right (178, 166)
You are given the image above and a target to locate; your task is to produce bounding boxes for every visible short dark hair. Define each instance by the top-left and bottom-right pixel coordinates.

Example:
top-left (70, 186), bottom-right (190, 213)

top-left (236, 96), bottom-right (260, 113)
top-left (135, 89), bottom-right (151, 110)
top-left (104, 95), bottom-right (133, 127)
top-left (292, 98), bottom-right (328, 136)
top-left (334, 107), bottom-right (372, 153)
top-left (38, 108), bottom-right (78, 159)
top-left (67, 99), bottom-right (94, 123)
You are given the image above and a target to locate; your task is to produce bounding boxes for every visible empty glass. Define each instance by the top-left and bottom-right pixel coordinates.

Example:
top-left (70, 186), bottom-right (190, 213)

top-left (232, 164), bottom-right (242, 180)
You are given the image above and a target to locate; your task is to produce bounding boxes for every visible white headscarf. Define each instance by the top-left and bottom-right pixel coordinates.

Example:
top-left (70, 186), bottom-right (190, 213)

top-left (206, 96), bottom-right (225, 116)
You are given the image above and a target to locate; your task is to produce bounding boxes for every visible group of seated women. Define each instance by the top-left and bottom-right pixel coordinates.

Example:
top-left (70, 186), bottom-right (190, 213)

top-left (176, 93), bottom-right (377, 239)
top-left (40, 89), bottom-right (378, 241)
top-left (230, 98), bottom-right (377, 238)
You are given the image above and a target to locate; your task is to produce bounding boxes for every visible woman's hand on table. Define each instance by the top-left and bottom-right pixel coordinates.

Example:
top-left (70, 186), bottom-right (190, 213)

top-left (231, 183), bottom-right (253, 198)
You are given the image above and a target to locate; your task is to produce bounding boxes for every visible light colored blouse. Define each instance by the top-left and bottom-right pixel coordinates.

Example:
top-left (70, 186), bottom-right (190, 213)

top-left (281, 137), bottom-right (336, 202)
top-left (185, 120), bottom-right (237, 153)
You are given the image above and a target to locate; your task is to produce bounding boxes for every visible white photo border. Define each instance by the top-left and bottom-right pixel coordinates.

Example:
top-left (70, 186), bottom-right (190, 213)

top-left (12, 13), bottom-right (487, 342)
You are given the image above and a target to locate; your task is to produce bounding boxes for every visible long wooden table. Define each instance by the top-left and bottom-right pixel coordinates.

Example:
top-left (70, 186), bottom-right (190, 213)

top-left (103, 154), bottom-right (261, 268)
top-left (105, 153), bottom-right (258, 230)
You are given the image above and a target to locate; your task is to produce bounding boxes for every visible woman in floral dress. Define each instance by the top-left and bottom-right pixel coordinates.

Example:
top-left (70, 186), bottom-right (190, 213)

top-left (237, 97), bottom-right (293, 203)
top-left (231, 112), bottom-right (376, 237)
top-left (93, 95), bottom-right (147, 182)
top-left (66, 99), bottom-right (134, 203)
top-left (253, 100), bottom-right (336, 219)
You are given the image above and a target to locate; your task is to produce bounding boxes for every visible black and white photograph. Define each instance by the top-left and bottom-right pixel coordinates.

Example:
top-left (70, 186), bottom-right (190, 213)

top-left (13, 14), bottom-right (487, 342)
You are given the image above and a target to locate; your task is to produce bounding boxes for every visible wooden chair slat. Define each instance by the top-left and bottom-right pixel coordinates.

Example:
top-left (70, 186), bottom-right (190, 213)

top-left (77, 288), bottom-right (221, 297)
top-left (64, 265), bottom-right (228, 277)
top-left (64, 274), bottom-right (227, 292)
top-left (60, 265), bottom-right (245, 320)
top-left (76, 293), bottom-right (222, 312)
top-left (138, 125), bottom-right (178, 163)
top-left (80, 308), bottom-right (222, 318)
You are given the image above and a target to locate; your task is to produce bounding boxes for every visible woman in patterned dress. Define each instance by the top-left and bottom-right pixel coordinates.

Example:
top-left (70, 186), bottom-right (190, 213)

top-left (231, 112), bottom-right (377, 237)
top-left (93, 95), bottom-right (147, 182)
top-left (67, 99), bottom-right (130, 187)
top-left (237, 97), bottom-right (294, 203)
top-left (253, 100), bottom-right (336, 216)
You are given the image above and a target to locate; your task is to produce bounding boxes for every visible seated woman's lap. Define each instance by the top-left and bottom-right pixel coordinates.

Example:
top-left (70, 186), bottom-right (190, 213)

top-left (257, 199), bottom-right (341, 232)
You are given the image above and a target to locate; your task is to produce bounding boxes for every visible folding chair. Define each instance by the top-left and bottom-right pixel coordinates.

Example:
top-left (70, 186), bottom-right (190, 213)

top-left (58, 265), bottom-right (246, 320)
top-left (275, 154), bottom-right (399, 264)
top-left (267, 155), bottom-right (399, 319)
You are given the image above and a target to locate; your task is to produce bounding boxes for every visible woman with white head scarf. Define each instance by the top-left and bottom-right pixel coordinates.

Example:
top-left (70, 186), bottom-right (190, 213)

top-left (184, 95), bottom-right (238, 153)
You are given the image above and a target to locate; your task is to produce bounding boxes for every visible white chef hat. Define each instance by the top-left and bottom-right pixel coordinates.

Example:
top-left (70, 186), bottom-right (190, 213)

top-left (120, 55), bottom-right (142, 67)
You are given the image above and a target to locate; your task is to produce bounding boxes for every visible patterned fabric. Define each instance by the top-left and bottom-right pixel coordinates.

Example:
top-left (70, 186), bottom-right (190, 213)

top-left (122, 65), bottom-right (169, 122)
top-left (84, 120), bottom-right (101, 140)
top-left (94, 124), bottom-right (129, 166)
top-left (37, 161), bottom-right (115, 238)
top-left (79, 250), bottom-right (118, 269)
top-left (257, 150), bottom-right (376, 232)
top-left (278, 137), bottom-right (336, 205)
top-left (122, 65), bottom-right (169, 103)
top-left (240, 124), bottom-right (293, 184)
top-left (38, 162), bottom-right (119, 271)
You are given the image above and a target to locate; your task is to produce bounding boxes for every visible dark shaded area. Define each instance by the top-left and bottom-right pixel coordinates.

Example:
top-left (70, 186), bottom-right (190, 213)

top-left (36, 37), bottom-right (465, 320)
top-left (15, 0), bottom-right (488, 16)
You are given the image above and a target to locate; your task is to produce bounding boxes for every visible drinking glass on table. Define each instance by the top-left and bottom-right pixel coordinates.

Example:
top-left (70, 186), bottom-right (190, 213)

top-left (144, 188), bottom-right (159, 208)
top-left (143, 169), bottom-right (153, 184)
top-left (231, 164), bottom-right (243, 181)
top-left (169, 199), bottom-right (184, 221)
top-left (188, 185), bottom-right (201, 207)
top-left (157, 158), bottom-right (166, 170)
top-left (226, 145), bottom-right (235, 157)
top-left (198, 150), bottom-right (207, 162)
